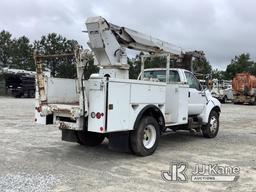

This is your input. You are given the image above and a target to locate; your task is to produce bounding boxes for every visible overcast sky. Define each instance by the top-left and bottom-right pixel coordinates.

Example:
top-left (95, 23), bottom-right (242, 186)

top-left (0, 0), bottom-right (255, 69)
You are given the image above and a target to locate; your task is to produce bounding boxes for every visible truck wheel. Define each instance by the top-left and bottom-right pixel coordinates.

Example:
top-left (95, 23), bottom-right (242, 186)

top-left (15, 94), bottom-right (21, 98)
top-left (222, 96), bottom-right (227, 103)
top-left (76, 131), bottom-right (105, 146)
top-left (202, 110), bottom-right (219, 138)
top-left (28, 90), bottom-right (35, 98)
top-left (249, 97), bottom-right (256, 105)
top-left (130, 116), bottom-right (160, 156)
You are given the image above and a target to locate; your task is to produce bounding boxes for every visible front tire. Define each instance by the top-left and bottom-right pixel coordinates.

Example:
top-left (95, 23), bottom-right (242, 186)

top-left (130, 116), bottom-right (160, 156)
top-left (76, 131), bottom-right (105, 146)
top-left (202, 110), bottom-right (219, 138)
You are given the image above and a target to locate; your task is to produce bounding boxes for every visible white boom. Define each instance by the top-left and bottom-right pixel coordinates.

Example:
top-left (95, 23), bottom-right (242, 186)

top-left (86, 16), bottom-right (198, 79)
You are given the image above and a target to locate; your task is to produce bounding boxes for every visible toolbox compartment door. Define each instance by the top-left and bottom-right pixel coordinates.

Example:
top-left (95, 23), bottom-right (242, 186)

top-left (87, 79), bottom-right (106, 133)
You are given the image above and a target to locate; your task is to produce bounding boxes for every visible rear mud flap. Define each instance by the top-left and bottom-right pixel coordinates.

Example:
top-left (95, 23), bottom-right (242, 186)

top-left (108, 131), bottom-right (131, 153)
top-left (62, 129), bottom-right (78, 142)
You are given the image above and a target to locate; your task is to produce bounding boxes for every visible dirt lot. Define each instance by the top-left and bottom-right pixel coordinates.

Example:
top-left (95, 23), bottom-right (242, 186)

top-left (0, 97), bottom-right (255, 192)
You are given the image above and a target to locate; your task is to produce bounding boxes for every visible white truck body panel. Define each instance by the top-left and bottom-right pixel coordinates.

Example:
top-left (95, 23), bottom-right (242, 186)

top-left (188, 87), bottom-right (206, 115)
top-left (87, 78), bottom-right (106, 132)
top-left (165, 84), bottom-right (188, 124)
top-left (88, 78), bottom-right (166, 133)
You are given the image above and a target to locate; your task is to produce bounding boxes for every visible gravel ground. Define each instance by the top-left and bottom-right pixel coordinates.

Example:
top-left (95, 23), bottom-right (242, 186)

top-left (0, 97), bottom-right (255, 192)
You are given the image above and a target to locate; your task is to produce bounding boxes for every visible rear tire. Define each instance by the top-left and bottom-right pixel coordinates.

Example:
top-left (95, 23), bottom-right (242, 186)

top-left (202, 110), bottom-right (219, 138)
top-left (249, 97), bottom-right (256, 105)
top-left (15, 93), bottom-right (22, 98)
top-left (28, 90), bottom-right (35, 98)
top-left (130, 116), bottom-right (160, 156)
top-left (76, 131), bottom-right (105, 146)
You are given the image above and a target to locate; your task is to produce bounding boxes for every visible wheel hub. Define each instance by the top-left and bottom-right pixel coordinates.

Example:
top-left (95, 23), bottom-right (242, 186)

top-left (209, 116), bottom-right (218, 133)
top-left (143, 124), bottom-right (156, 149)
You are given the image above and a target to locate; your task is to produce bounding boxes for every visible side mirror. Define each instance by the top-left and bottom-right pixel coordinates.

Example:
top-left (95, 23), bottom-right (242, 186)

top-left (201, 85), bottom-right (206, 90)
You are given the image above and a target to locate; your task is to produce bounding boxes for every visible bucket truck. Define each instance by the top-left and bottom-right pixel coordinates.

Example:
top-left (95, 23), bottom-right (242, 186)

top-left (34, 16), bottom-right (221, 156)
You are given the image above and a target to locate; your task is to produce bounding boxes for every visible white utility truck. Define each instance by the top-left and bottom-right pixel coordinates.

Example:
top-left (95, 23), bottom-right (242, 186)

top-left (211, 79), bottom-right (233, 103)
top-left (35, 16), bottom-right (221, 156)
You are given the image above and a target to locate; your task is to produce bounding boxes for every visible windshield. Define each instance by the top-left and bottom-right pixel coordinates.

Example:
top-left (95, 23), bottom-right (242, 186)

top-left (143, 70), bottom-right (180, 83)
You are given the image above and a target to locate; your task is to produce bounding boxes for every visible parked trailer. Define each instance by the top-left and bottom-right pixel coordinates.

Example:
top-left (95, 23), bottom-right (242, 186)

top-left (232, 73), bottom-right (256, 104)
top-left (5, 73), bottom-right (35, 98)
top-left (2, 68), bottom-right (36, 98)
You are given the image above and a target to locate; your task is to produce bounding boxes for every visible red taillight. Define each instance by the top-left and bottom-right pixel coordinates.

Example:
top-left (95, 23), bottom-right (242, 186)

top-left (96, 112), bottom-right (102, 119)
top-left (92, 112), bottom-right (104, 119)
top-left (35, 106), bottom-right (41, 112)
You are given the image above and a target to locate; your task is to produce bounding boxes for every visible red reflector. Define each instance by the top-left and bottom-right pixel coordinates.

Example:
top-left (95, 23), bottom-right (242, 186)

top-left (35, 106), bottom-right (41, 113)
top-left (96, 112), bottom-right (102, 119)
top-left (100, 127), bottom-right (104, 132)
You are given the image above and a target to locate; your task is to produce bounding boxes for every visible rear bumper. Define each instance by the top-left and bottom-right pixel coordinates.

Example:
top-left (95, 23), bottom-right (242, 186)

top-left (38, 104), bottom-right (85, 131)
top-left (58, 118), bottom-right (84, 131)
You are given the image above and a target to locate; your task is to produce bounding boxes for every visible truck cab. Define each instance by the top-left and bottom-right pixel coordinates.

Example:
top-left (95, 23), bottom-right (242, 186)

top-left (139, 68), bottom-right (220, 117)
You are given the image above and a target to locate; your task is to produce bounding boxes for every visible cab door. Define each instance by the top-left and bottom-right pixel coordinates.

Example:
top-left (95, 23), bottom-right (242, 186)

top-left (184, 71), bottom-right (206, 115)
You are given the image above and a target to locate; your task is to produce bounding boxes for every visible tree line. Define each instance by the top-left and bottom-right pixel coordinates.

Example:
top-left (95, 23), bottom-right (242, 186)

top-left (1, 30), bottom-right (255, 80)
top-left (0, 30), bottom-right (212, 79)
top-left (0, 30), bottom-right (81, 78)
top-left (212, 53), bottom-right (256, 80)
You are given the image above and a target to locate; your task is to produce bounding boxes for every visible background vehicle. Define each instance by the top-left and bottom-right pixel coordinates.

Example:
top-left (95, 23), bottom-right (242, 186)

top-left (211, 79), bottom-right (233, 103)
top-left (3, 68), bottom-right (36, 98)
top-left (35, 16), bottom-right (221, 156)
top-left (232, 73), bottom-right (256, 104)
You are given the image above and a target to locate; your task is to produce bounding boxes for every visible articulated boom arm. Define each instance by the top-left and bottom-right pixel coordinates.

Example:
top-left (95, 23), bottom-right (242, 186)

top-left (86, 16), bottom-right (182, 67)
top-left (86, 16), bottom-right (205, 78)
top-left (109, 24), bottom-right (182, 55)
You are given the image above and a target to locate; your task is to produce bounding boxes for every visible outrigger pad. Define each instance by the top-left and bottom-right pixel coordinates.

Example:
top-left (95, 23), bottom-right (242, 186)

top-left (108, 131), bottom-right (131, 153)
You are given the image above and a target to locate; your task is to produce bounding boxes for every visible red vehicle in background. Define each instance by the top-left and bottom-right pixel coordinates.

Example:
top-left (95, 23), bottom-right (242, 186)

top-left (232, 72), bottom-right (256, 104)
